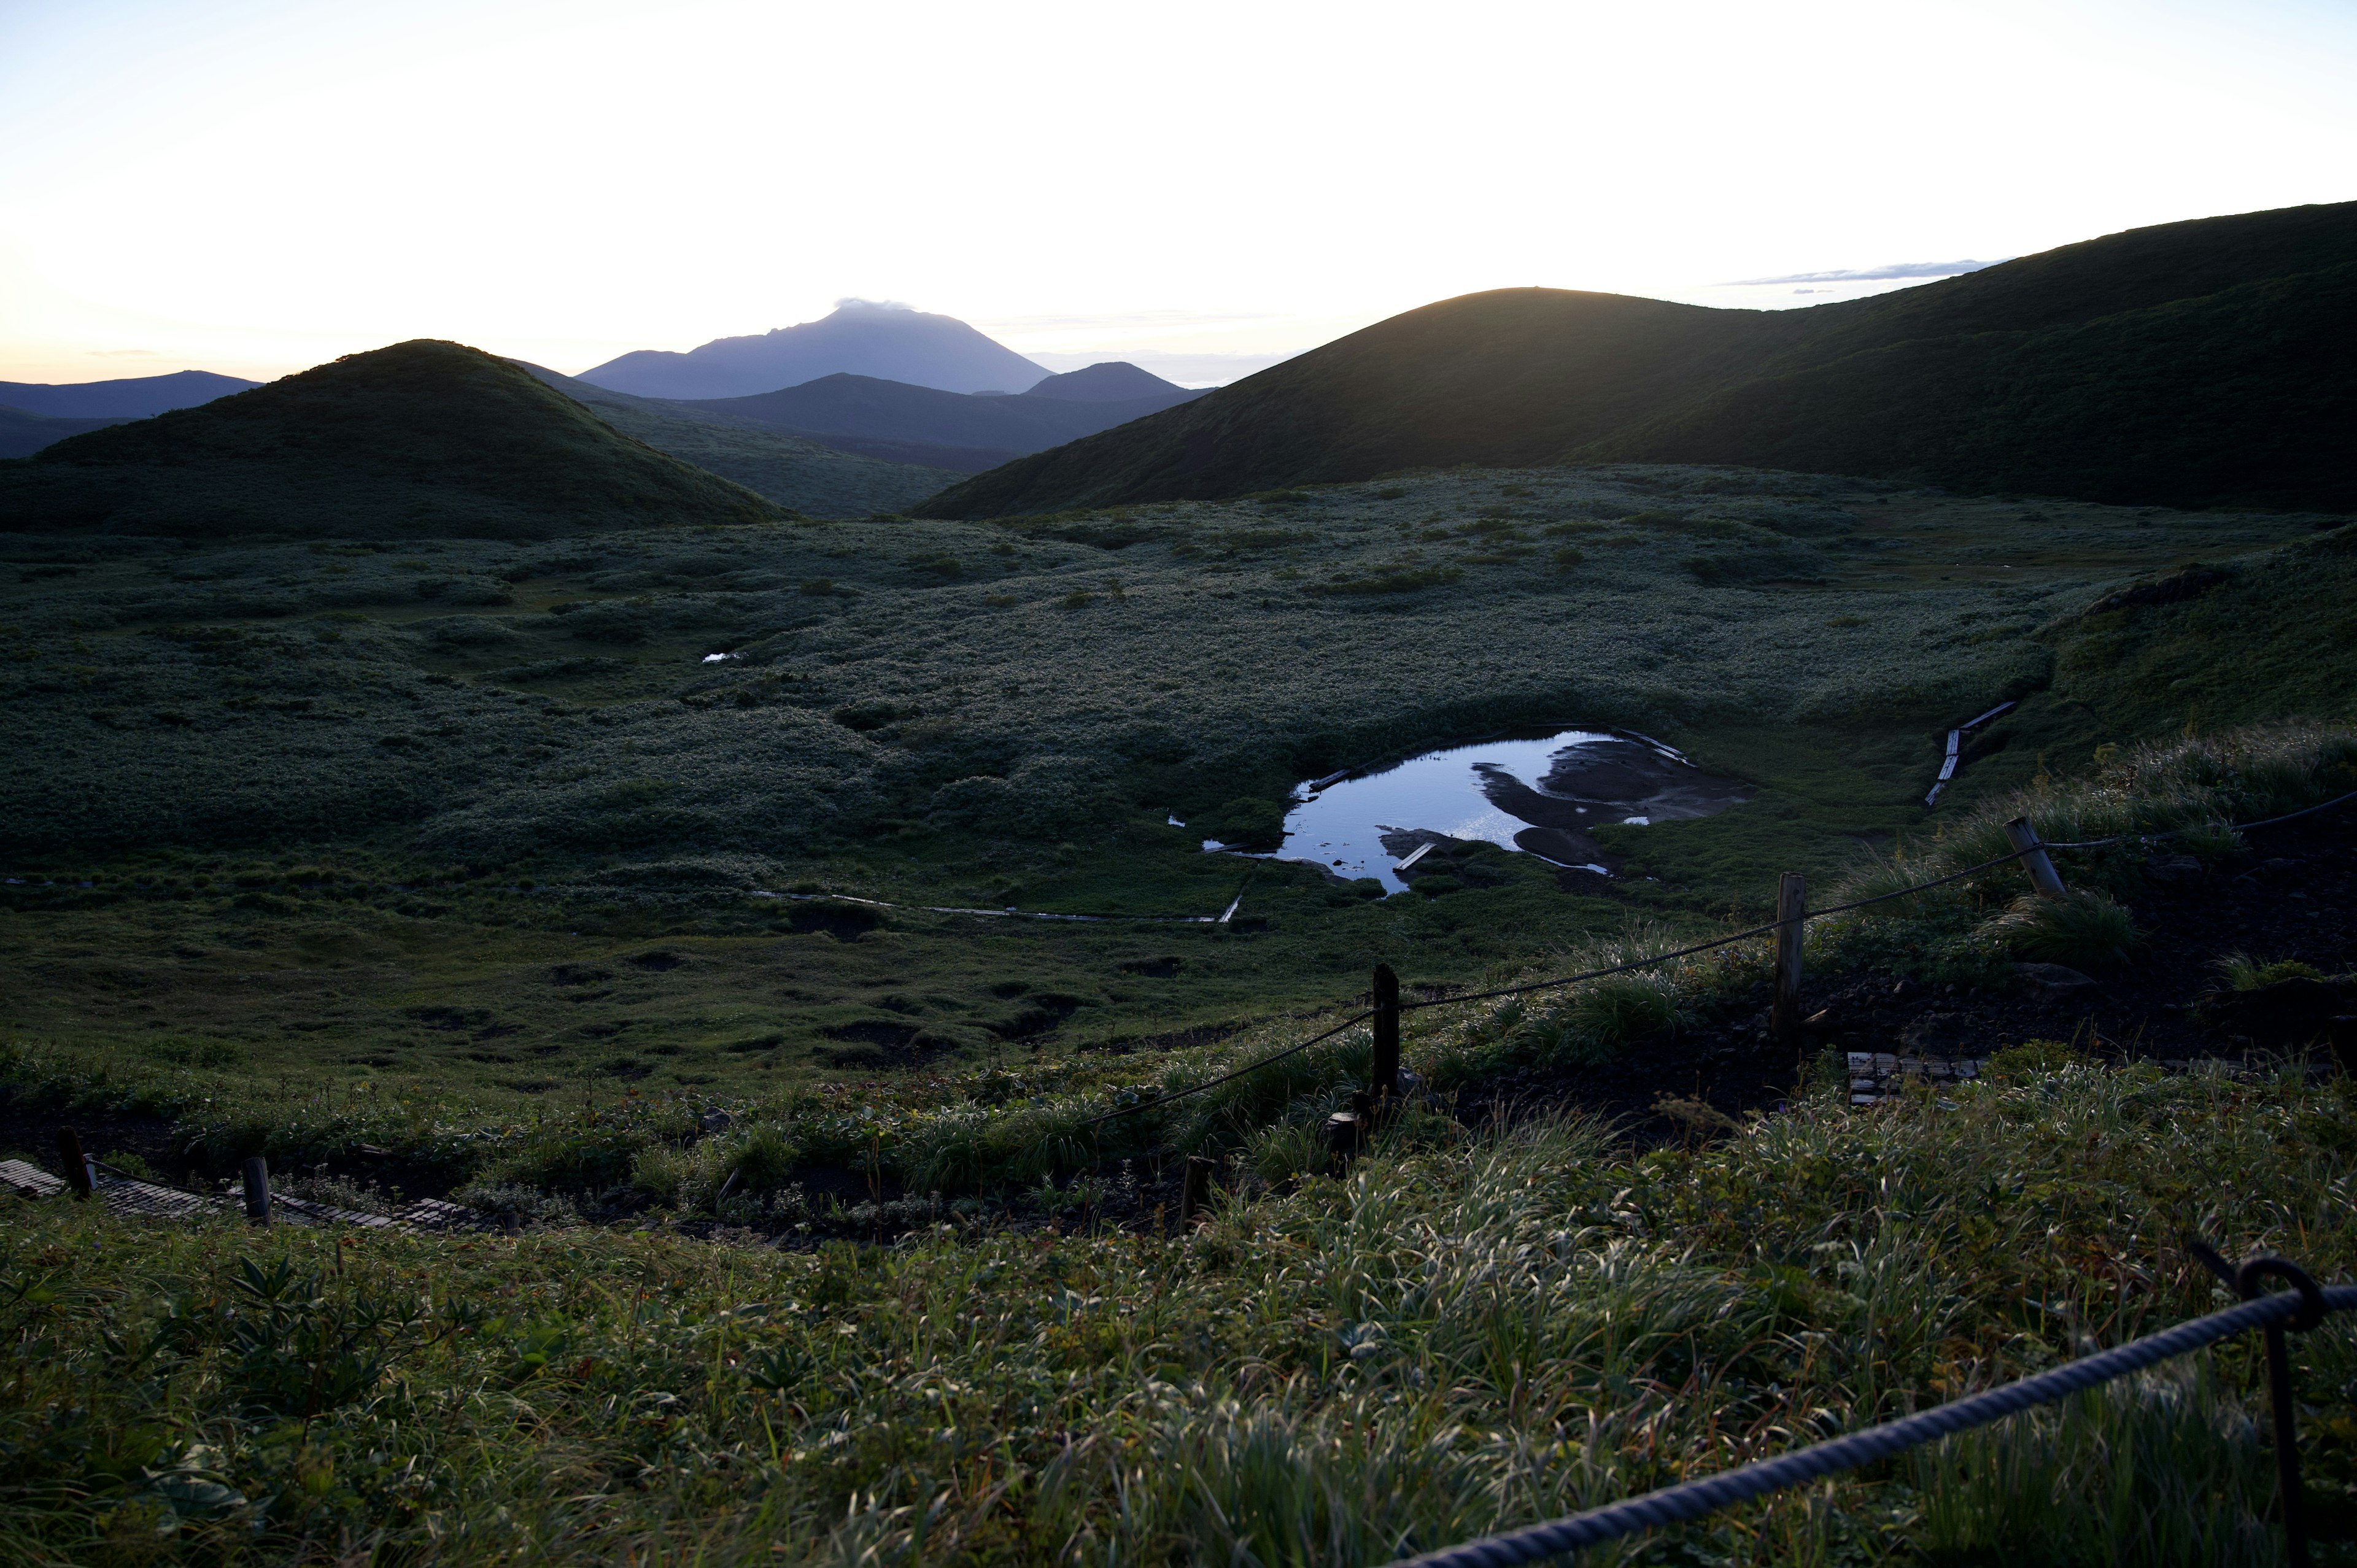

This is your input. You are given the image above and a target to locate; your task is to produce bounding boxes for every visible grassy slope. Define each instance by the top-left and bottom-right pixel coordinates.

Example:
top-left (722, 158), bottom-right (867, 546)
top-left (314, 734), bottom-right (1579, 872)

top-left (1, 468), bottom-right (2343, 1114)
top-left (1587, 259), bottom-right (2357, 511)
top-left (920, 201), bottom-right (2357, 518)
top-left (916, 292), bottom-right (1790, 514)
top-left (0, 341), bottom-right (784, 539)
top-left (509, 361), bottom-right (958, 518)
top-left (12, 469), bottom-right (2316, 871)
top-left (6, 1058), bottom-right (2355, 1564)
top-left (6, 493), bottom-right (2357, 1564)
top-left (1925, 520), bottom-right (2357, 802)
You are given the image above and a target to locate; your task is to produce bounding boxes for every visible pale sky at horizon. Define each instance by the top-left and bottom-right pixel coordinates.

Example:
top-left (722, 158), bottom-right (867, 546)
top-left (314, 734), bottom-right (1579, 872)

top-left (1, 0), bottom-right (2352, 387)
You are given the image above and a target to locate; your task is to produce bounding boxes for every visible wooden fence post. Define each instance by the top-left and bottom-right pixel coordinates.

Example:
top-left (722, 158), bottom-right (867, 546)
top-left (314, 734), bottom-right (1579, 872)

top-left (55, 1127), bottom-right (92, 1200)
top-left (2004, 817), bottom-right (2069, 901)
top-left (242, 1156), bottom-right (272, 1225)
top-left (1371, 963), bottom-right (1401, 1103)
top-left (1772, 873), bottom-right (1806, 1043)
top-left (1179, 1155), bottom-right (1217, 1229)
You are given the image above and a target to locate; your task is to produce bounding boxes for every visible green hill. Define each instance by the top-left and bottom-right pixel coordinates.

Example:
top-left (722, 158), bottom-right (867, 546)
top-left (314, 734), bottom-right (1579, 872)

top-left (920, 201), bottom-right (2357, 518)
top-left (0, 340), bottom-right (786, 539)
top-left (509, 361), bottom-right (958, 518)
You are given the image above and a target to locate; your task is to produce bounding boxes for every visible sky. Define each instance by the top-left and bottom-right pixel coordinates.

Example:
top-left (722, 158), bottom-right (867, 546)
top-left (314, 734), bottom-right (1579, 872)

top-left (1, 0), bottom-right (2352, 387)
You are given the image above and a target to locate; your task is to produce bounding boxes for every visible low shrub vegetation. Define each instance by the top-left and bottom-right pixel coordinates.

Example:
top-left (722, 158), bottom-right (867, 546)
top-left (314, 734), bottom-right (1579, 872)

top-left (6, 1053), bottom-right (2356, 1563)
top-left (1, 717), bottom-right (2346, 1220)
top-left (2, 455), bottom-right (2355, 1561)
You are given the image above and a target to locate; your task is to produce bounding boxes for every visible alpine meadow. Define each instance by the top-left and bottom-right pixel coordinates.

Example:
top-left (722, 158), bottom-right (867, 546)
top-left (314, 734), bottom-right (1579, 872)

top-left (3, 102), bottom-right (2357, 1568)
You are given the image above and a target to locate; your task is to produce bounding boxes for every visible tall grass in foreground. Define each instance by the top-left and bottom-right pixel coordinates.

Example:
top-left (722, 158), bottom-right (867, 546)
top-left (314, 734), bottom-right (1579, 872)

top-left (6, 1054), bottom-right (2355, 1565)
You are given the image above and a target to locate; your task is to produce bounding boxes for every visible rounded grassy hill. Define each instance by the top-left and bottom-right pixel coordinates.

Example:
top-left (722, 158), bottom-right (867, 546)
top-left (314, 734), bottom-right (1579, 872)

top-left (0, 339), bottom-right (788, 539)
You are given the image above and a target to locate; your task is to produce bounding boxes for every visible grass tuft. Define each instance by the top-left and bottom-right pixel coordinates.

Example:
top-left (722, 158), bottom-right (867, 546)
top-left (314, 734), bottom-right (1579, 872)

top-left (1988, 888), bottom-right (2143, 968)
top-left (5, 1057), bottom-right (2353, 1561)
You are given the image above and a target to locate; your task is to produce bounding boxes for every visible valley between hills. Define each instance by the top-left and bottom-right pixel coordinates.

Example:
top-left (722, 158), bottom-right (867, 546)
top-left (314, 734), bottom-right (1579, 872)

top-left (3, 460), bottom-right (2345, 1108)
top-left (4, 201), bottom-right (2356, 1567)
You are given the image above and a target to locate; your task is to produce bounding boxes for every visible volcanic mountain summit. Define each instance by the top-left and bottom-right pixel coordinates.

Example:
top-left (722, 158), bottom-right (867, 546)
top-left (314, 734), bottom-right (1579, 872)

top-left (579, 300), bottom-right (1051, 400)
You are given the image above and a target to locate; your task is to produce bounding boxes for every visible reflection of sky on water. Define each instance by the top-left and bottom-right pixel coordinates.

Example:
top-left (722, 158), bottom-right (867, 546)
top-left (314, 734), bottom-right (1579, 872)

top-left (1275, 730), bottom-right (1617, 894)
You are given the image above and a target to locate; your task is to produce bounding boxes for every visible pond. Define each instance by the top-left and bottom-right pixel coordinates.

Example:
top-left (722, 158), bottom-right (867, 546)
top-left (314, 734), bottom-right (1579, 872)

top-left (1271, 728), bottom-right (1751, 893)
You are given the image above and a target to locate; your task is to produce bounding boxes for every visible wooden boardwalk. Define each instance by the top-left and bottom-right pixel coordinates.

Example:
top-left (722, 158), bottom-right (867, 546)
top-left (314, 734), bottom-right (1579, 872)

top-left (1846, 1052), bottom-right (1984, 1106)
top-left (0, 1159), bottom-right (492, 1232)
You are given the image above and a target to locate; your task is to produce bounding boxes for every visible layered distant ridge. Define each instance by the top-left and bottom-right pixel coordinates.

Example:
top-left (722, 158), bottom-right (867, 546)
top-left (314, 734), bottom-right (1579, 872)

top-left (580, 301), bottom-right (1051, 399)
top-left (507, 360), bottom-right (959, 518)
top-left (0, 368), bottom-right (259, 419)
top-left (0, 406), bottom-right (129, 459)
top-left (1020, 361), bottom-right (1192, 401)
top-left (671, 372), bottom-right (1205, 472)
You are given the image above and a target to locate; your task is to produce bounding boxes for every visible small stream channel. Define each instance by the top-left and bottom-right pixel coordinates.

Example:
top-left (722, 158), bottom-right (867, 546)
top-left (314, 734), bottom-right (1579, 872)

top-left (1272, 728), bottom-right (1751, 893)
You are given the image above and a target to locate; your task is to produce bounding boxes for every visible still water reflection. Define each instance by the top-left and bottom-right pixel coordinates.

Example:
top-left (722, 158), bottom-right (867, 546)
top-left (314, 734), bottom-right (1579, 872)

top-left (1272, 729), bottom-right (1751, 893)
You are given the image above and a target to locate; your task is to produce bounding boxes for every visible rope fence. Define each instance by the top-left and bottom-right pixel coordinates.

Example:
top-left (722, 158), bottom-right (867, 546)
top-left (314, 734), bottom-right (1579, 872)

top-left (1384, 1249), bottom-right (2344, 1567)
top-left (1083, 1009), bottom-right (1374, 1126)
top-left (1086, 785), bottom-right (2357, 1123)
top-left (28, 774), bottom-right (2357, 1559)
top-left (1072, 789), bottom-right (2357, 1560)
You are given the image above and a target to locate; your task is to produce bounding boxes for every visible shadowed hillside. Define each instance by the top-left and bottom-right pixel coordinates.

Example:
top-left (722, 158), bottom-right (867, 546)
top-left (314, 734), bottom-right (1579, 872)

top-left (0, 405), bottom-right (126, 459)
top-left (1588, 260), bottom-right (2357, 510)
top-left (0, 341), bottom-right (785, 538)
top-left (509, 360), bottom-right (958, 517)
top-left (676, 372), bottom-right (1204, 468)
top-left (921, 201), bottom-right (2357, 518)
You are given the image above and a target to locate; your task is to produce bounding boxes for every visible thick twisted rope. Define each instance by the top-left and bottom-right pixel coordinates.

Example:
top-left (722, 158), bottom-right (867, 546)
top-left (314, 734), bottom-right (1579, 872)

top-left (1384, 1283), bottom-right (2357, 1568)
top-left (1083, 1010), bottom-right (1375, 1126)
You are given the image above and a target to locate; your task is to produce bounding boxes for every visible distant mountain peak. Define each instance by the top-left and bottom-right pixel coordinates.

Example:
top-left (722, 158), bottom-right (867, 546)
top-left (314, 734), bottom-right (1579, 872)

top-left (579, 303), bottom-right (1048, 400)
top-left (1020, 362), bottom-right (1188, 402)
top-left (0, 368), bottom-right (259, 420)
